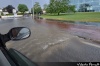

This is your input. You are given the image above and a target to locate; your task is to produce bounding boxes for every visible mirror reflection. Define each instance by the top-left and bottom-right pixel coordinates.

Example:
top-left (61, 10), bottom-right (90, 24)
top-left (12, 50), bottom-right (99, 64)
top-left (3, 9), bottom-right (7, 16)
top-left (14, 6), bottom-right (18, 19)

top-left (10, 27), bottom-right (31, 40)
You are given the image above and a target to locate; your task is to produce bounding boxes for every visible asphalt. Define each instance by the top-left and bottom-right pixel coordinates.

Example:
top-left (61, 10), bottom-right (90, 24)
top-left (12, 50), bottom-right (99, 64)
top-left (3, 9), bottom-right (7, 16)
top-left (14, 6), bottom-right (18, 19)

top-left (0, 17), bottom-right (100, 63)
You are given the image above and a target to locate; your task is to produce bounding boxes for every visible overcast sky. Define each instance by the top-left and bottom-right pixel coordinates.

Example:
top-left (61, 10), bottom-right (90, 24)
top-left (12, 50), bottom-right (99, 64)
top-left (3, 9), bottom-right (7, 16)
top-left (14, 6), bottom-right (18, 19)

top-left (0, 0), bottom-right (49, 10)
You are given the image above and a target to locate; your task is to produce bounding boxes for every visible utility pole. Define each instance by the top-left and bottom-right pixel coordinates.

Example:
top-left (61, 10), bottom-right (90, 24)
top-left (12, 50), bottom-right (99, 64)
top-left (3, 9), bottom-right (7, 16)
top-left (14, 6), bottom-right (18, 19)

top-left (78, 0), bottom-right (79, 12)
top-left (0, 8), bottom-right (2, 18)
top-left (32, 0), bottom-right (34, 19)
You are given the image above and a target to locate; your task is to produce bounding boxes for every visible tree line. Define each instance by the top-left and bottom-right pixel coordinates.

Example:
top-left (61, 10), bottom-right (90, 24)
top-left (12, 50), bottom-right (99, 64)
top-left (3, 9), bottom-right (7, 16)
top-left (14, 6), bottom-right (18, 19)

top-left (45, 0), bottom-right (75, 15)
top-left (32, 0), bottom-right (95, 16)
top-left (32, 0), bottom-right (76, 16)
top-left (2, 0), bottom-right (76, 16)
top-left (1, 0), bottom-right (94, 16)
top-left (2, 4), bottom-right (28, 14)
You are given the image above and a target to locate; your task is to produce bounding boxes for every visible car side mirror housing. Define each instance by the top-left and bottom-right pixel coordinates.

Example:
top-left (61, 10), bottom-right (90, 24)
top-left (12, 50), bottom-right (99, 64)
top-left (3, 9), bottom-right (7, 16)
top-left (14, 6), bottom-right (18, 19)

top-left (8, 27), bottom-right (31, 41)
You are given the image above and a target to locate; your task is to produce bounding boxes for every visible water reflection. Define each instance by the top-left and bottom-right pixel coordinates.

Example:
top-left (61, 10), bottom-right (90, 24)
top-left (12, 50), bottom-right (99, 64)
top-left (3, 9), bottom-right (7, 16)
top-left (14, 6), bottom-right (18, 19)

top-left (34, 18), bottom-right (100, 42)
top-left (75, 22), bottom-right (100, 27)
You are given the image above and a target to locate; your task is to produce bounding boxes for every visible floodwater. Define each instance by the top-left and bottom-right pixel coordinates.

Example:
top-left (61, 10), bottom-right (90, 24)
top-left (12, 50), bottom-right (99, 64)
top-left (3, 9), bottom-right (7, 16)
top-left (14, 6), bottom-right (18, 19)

top-left (1, 17), bottom-right (100, 63)
top-left (35, 18), bottom-right (100, 42)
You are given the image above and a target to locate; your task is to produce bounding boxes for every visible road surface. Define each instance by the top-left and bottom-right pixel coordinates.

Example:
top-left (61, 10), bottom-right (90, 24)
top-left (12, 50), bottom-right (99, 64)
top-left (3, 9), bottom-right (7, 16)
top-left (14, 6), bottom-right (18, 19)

top-left (0, 17), bottom-right (100, 63)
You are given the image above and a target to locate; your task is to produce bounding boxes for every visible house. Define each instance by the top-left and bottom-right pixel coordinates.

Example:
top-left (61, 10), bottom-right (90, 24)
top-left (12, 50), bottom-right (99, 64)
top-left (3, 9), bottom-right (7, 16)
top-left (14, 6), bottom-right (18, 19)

top-left (42, 10), bottom-right (46, 14)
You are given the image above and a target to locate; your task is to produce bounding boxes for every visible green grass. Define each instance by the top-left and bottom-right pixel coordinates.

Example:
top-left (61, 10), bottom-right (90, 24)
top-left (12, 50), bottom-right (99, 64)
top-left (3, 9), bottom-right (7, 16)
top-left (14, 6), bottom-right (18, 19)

top-left (6, 13), bottom-right (14, 16)
top-left (40, 12), bottom-right (100, 22)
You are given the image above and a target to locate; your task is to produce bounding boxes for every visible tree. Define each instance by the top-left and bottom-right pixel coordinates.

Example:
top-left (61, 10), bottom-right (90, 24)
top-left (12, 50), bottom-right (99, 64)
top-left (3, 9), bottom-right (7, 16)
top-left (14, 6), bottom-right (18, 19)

top-left (43, 4), bottom-right (48, 10)
top-left (68, 5), bottom-right (76, 13)
top-left (46, 0), bottom-right (69, 15)
top-left (32, 2), bottom-right (42, 15)
top-left (4, 5), bottom-right (15, 13)
top-left (45, 4), bottom-right (53, 13)
top-left (43, 4), bottom-right (52, 13)
top-left (18, 4), bottom-right (28, 14)
top-left (78, 3), bottom-right (92, 12)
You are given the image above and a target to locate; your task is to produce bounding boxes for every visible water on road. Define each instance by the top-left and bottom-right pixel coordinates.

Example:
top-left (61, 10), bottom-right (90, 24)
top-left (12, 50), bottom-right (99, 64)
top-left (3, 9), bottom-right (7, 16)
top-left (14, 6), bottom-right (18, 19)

top-left (0, 17), bottom-right (100, 63)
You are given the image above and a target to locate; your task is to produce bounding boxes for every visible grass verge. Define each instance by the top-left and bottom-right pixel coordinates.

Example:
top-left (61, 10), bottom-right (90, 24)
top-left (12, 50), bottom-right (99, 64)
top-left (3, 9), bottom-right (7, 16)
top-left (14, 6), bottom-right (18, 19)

top-left (40, 12), bottom-right (100, 22)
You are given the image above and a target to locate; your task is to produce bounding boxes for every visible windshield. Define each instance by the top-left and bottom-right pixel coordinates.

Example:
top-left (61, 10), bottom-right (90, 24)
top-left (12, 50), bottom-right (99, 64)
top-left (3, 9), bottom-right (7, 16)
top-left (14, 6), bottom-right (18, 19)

top-left (0, 0), bottom-right (100, 66)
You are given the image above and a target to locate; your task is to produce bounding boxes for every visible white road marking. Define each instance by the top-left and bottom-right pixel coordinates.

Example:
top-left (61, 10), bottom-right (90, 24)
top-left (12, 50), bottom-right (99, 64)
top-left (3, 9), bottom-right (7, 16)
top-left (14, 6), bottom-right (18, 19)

top-left (43, 38), bottom-right (70, 50)
top-left (80, 39), bottom-right (100, 48)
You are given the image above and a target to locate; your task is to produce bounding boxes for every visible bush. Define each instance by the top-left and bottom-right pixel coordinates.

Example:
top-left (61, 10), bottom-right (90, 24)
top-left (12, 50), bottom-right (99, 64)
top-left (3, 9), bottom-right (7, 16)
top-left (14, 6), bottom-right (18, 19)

top-left (17, 13), bottom-right (23, 15)
top-left (1, 12), bottom-right (4, 16)
top-left (6, 13), bottom-right (13, 16)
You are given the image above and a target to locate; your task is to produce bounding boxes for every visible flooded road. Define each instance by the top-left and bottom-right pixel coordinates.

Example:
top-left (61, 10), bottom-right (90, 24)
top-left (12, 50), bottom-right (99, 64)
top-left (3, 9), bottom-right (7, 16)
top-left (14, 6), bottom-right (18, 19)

top-left (0, 17), bottom-right (100, 63)
top-left (36, 18), bottom-right (100, 42)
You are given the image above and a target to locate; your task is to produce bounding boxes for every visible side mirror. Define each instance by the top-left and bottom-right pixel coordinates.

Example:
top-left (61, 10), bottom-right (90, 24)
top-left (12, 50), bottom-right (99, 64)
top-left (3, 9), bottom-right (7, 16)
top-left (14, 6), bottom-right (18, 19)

top-left (9, 27), bottom-right (31, 41)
